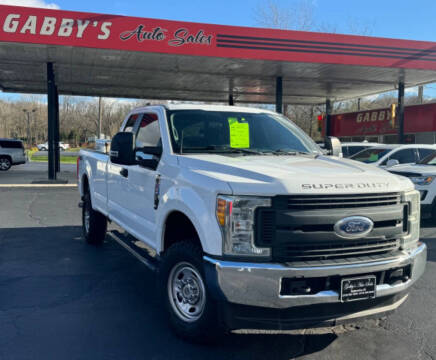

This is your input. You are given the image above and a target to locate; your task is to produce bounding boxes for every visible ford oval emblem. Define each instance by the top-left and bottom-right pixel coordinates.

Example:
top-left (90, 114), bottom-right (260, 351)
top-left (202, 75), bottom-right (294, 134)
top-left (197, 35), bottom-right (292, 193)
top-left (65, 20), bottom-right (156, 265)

top-left (334, 216), bottom-right (373, 239)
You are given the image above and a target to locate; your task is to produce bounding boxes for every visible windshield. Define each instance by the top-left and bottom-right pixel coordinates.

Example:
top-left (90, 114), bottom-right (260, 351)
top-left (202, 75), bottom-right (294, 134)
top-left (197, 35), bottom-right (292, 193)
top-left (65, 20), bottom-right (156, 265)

top-left (419, 151), bottom-right (436, 165)
top-left (166, 110), bottom-right (320, 155)
top-left (350, 147), bottom-right (392, 163)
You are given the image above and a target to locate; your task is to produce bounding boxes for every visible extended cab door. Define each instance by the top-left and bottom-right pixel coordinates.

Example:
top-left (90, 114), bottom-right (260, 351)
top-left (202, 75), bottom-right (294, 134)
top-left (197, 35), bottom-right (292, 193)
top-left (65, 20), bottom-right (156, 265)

top-left (107, 113), bottom-right (141, 230)
top-left (107, 111), bottom-right (162, 248)
top-left (125, 112), bottom-right (162, 247)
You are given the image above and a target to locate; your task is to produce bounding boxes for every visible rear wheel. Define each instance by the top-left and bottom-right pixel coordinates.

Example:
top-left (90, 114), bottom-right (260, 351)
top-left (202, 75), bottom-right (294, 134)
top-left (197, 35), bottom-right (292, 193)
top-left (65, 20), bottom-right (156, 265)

top-left (0, 157), bottom-right (11, 171)
top-left (159, 241), bottom-right (222, 342)
top-left (82, 192), bottom-right (107, 244)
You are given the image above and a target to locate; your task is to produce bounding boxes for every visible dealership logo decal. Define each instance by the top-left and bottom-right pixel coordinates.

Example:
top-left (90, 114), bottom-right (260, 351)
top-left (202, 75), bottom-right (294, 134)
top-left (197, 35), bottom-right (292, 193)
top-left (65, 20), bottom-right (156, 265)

top-left (356, 110), bottom-right (392, 123)
top-left (2, 14), bottom-right (112, 39)
top-left (120, 24), bottom-right (213, 46)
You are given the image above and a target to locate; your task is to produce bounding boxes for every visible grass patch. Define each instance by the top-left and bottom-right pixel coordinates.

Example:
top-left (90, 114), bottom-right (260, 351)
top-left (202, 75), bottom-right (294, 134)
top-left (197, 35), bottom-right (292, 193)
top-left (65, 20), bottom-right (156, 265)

top-left (30, 155), bottom-right (78, 164)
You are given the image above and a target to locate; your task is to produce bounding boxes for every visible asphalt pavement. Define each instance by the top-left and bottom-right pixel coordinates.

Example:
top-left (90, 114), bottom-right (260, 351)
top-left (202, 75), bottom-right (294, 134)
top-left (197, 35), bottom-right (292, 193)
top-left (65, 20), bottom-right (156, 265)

top-left (0, 183), bottom-right (435, 359)
top-left (0, 162), bottom-right (77, 185)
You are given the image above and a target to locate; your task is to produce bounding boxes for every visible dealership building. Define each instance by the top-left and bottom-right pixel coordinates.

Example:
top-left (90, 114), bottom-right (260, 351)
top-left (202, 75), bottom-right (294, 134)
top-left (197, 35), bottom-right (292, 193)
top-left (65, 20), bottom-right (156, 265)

top-left (329, 102), bottom-right (436, 144)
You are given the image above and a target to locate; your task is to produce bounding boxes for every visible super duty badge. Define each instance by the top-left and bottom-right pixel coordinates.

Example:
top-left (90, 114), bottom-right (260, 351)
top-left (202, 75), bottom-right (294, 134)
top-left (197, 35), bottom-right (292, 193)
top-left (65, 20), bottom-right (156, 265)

top-left (302, 182), bottom-right (390, 190)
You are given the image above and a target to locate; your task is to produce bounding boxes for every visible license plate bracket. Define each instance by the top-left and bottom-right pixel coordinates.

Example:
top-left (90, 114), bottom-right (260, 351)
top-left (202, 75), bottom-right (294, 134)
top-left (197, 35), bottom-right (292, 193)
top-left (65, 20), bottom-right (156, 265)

top-left (340, 275), bottom-right (376, 302)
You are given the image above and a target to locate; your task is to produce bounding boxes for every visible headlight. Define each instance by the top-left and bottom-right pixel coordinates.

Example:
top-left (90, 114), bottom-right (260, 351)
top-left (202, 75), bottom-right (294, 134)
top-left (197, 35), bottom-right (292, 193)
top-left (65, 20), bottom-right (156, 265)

top-left (400, 190), bottom-right (420, 250)
top-left (410, 176), bottom-right (435, 186)
top-left (216, 195), bottom-right (271, 257)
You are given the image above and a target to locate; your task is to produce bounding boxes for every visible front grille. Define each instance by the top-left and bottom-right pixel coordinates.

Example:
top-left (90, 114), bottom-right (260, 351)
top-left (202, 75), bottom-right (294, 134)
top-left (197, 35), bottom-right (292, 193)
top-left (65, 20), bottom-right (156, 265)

top-left (273, 239), bottom-right (400, 262)
top-left (286, 192), bottom-right (401, 210)
top-left (255, 193), bottom-right (406, 262)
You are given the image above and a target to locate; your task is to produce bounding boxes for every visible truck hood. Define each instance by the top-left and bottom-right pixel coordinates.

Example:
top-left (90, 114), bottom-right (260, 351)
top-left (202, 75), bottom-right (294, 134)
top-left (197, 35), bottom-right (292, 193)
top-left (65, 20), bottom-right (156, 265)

top-left (389, 164), bottom-right (436, 176)
top-left (178, 154), bottom-right (414, 195)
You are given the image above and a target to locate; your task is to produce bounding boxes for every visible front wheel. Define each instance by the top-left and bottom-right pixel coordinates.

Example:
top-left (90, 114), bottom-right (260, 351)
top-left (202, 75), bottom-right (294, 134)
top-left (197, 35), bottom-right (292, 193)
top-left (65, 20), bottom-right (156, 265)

top-left (0, 157), bottom-right (11, 171)
top-left (159, 241), bottom-right (222, 342)
top-left (82, 192), bottom-right (107, 244)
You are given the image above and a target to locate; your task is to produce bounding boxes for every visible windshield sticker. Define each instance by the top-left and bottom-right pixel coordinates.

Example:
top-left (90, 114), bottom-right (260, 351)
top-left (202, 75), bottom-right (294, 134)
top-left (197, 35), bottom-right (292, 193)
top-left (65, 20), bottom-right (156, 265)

top-left (369, 153), bottom-right (379, 162)
top-left (228, 117), bottom-right (249, 148)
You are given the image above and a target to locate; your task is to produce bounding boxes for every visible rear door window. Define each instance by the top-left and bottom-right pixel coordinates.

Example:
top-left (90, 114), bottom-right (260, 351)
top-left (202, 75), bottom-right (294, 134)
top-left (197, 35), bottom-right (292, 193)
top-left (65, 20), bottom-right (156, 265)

top-left (0, 140), bottom-right (23, 148)
top-left (123, 114), bottom-right (140, 133)
top-left (135, 113), bottom-right (161, 148)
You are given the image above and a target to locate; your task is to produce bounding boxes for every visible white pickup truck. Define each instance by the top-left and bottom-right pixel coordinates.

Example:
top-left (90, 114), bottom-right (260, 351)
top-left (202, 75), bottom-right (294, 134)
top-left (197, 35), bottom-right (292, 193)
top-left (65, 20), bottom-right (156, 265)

top-left (78, 104), bottom-right (426, 341)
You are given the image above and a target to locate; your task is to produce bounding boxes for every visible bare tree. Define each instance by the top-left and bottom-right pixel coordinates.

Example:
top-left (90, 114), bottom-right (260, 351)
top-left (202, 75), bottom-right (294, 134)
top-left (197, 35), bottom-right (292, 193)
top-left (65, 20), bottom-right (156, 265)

top-left (253, 0), bottom-right (376, 140)
top-left (253, 0), bottom-right (315, 31)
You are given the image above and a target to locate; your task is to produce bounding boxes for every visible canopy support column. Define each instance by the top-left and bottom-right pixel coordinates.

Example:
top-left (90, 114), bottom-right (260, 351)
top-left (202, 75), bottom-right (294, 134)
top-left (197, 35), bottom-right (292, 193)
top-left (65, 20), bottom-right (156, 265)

top-left (275, 77), bottom-right (283, 113)
top-left (397, 81), bottom-right (405, 144)
top-left (228, 94), bottom-right (234, 106)
top-left (47, 62), bottom-right (58, 180)
top-left (55, 85), bottom-right (60, 173)
top-left (325, 99), bottom-right (332, 137)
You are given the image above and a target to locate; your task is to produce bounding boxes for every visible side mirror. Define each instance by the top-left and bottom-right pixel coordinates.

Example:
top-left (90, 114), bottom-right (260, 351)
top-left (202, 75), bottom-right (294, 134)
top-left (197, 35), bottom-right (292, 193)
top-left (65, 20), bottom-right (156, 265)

top-left (386, 159), bottom-right (400, 167)
top-left (136, 147), bottom-right (162, 170)
top-left (110, 132), bottom-right (136, 165)
top-left (325, 136), bottom-right (342, 157)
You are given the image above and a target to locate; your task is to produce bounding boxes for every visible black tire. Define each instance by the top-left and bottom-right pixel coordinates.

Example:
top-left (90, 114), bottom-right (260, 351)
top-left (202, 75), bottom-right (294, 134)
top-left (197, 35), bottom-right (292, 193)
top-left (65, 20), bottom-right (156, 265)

top-left (40, 147), bottom-right (47, 151)
top-left (159, 241), bottom-right (222, 342)
top-left (0, 157), bottom-right (12, 171)
top-left (82, 192), bottom-right (107, 244)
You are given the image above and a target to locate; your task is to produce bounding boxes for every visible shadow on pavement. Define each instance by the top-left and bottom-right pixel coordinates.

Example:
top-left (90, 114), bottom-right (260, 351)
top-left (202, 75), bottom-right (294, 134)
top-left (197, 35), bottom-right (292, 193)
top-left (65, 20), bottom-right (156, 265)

top-left (0, 225), bottom-right (338, 359)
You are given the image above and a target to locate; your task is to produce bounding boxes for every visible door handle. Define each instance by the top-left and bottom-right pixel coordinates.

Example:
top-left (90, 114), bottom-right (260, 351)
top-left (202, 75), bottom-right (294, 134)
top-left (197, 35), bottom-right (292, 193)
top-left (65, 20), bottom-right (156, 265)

top-left (120, 168), bottom-right (128, 178)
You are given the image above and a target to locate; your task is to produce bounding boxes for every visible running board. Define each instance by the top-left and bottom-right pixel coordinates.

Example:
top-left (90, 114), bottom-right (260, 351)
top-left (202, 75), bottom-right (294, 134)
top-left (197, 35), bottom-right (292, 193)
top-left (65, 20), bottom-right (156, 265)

top-left (107, 230), bottom-right (159, 272)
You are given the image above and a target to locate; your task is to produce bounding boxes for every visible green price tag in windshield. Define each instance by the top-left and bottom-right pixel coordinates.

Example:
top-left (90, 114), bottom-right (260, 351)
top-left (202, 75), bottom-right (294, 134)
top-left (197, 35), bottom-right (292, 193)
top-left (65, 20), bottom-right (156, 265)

top-left (369, 153), bottom-right (379, 162)
top-left (228, 117), bottom-right (250, 148)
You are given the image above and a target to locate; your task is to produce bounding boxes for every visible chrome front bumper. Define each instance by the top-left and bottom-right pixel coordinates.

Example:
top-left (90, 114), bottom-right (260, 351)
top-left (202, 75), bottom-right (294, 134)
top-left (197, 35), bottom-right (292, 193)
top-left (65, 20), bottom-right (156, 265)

top-left (204, 242), bottom-right (427, 310)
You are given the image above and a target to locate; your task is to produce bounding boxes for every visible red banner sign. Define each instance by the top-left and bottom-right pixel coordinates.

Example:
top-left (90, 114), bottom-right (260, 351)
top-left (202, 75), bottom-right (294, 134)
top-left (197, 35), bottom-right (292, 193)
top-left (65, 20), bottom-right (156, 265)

top-left (330, 102), bottom-right (436, 137)
top-left (1, 5), bottom-right (436, 70)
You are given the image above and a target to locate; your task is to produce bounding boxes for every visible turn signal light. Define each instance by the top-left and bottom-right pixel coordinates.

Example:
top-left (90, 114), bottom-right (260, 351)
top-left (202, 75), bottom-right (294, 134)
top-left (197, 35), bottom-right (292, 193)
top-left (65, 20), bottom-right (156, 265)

top-left (216, 198), bottom-right (229, 226)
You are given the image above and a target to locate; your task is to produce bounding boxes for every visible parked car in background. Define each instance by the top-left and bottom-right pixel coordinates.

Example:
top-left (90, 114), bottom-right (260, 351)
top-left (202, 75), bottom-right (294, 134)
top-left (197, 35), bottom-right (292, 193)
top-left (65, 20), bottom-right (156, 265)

top-left (37, 142), bottom-right (70, 151)
top-left (341, 142), bottom-right (379, 158)
top-left (95, 139), bottom-right (111, 154)
top-left (389, 150), bottom-right (436, 220)
top-left (350, 144), bottom-right (436, 168)
top-left (0, 138), bottom-right (26, 171)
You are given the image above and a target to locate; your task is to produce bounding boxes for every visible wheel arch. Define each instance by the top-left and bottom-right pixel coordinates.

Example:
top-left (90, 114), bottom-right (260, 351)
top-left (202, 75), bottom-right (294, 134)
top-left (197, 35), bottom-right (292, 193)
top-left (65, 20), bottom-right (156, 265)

top-left (161, 210), bottom-right (203, 254)
top-left (81, 174), bottom-right (89, 197)
top-left (0, 154), bottom-right (12, 162)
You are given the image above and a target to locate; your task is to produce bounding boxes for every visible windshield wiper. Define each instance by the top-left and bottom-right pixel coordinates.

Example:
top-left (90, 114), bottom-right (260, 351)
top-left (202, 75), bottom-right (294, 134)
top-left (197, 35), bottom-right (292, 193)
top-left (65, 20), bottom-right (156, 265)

top-left (267, 149), bottom-right (312, 156)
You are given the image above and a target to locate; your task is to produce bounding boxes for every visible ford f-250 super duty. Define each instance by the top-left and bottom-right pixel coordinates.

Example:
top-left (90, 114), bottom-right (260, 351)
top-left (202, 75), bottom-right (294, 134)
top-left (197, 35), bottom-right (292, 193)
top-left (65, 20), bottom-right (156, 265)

top-left (77, 104), bottom-right (426, 341)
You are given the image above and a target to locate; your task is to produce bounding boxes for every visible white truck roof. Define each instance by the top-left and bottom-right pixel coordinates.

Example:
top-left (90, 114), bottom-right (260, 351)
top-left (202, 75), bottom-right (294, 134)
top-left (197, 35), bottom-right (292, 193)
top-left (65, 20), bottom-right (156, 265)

top-left (132, 104), bottom-right (275, 114)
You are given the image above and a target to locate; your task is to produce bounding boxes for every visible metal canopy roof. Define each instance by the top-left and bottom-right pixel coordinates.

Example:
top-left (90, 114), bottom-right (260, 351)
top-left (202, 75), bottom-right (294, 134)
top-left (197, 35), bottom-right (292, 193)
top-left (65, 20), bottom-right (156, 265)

top-left (1, 5), bottom-right (436, 105)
